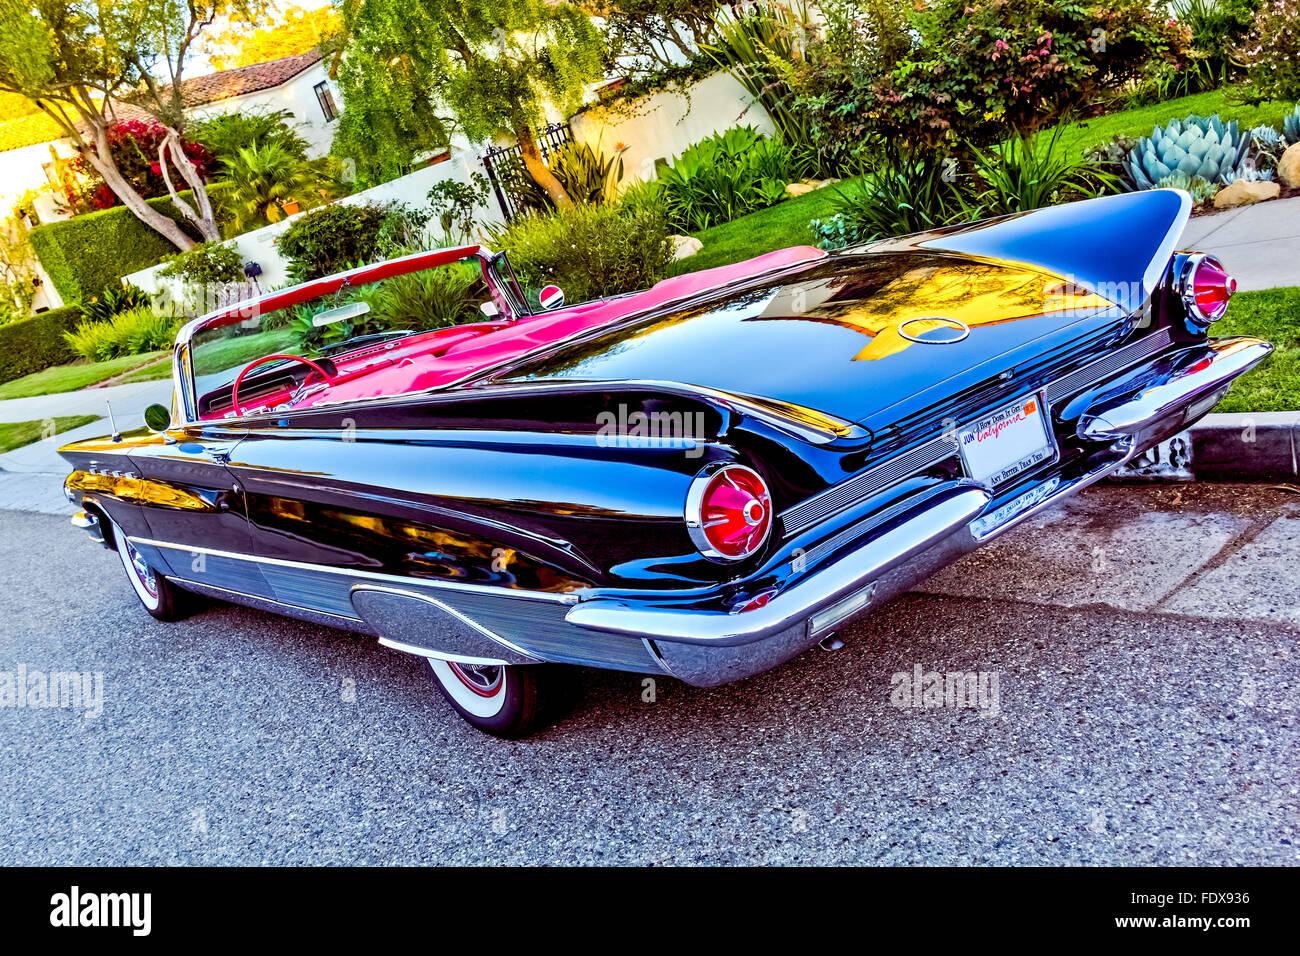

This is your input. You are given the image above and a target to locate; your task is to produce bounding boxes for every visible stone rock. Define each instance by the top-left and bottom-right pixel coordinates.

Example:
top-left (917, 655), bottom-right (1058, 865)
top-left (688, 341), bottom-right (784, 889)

top-left (1277, 142), bottom-right (1300, 188)
top-left (785, 178), bottom-right (840, 198)
top-left (1213, 178), bottom-right (1281, 209)
top-left (670, 235), bottom-right (703, 260)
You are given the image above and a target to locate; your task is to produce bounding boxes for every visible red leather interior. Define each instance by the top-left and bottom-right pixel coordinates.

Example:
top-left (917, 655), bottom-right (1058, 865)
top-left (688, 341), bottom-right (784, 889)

top-left (200, 245), bottom-right (826, 420)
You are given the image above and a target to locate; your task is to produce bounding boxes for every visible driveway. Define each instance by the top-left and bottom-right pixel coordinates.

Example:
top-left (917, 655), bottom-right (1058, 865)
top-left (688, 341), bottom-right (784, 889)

top-left (0, 482), bottom-right (1296, 865)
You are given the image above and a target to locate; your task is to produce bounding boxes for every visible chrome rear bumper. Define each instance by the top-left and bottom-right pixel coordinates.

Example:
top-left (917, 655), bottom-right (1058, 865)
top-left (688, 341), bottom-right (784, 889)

top-left (561, 335), bottom-right (1272, 686)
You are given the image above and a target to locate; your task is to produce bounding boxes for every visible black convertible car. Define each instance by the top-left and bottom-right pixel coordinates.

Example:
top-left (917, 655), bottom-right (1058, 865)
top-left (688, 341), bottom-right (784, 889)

top-left (60, 190), bottom-right (1270, 736)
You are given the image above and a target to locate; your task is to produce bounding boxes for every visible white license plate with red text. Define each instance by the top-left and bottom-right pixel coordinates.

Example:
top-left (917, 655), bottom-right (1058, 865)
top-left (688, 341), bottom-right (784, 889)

top-left (959, 394), bottom-right (1055, 486)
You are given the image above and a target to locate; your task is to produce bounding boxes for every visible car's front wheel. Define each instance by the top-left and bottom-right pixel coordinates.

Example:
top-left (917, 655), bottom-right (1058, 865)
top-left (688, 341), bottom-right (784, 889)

top-left (110, 520), bottom-right (195, 621)
top-left (426, 660), bottom-right (572, 738)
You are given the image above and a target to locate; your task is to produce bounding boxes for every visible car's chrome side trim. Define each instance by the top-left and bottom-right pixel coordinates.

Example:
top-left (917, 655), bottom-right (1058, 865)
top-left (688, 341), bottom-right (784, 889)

top-left (127, 537), bottom-right (579, 604)
top-left (167, 577), bottom-right (375, 633)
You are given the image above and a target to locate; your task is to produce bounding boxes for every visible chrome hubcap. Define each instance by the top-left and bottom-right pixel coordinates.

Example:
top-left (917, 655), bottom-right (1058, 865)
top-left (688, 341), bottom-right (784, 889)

top-left (125, 541), bottom-right (158, 597)
top-left (448, 662), bottom-right (504, 697)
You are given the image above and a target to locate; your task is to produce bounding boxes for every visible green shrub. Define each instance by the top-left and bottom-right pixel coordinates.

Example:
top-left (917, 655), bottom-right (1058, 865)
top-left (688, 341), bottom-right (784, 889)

top-left (824, 149), bottom-right (966, 246)
top-left (359, 263), bottom-right (485, 331)
top-left (156, 241), bottom-right (246, 285)
top-left (519, 141), bottom-right (625, 212)
top-left (64, 306), bottom-right (178, 362)
top-left (490, 199), bottom-right (674, 304)
top-left (0, 305), bottom-right (85, 383)
top-left (81, 283), bottom-right (153, 324)
top-left (875, 0), bottom-right (1189, 147)
top-left (27, 194), bottom-right (202, 302)
top-left (655, 126), bottom-right (795, 232)
top-left (286, 263), bottom-right (485, 351)
top-left (276, 202), bottom-right (389, 282)
top-left (1169, 0), bottom-right (1259, 94)
top-left (966, 128), bottom-right (1119, 217)
top-left (1236, 0), bottom-right (1300, 102)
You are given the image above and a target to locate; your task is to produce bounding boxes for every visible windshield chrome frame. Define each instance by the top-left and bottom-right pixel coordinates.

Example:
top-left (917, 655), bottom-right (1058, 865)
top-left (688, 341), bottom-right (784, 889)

top-left (170, 244), bottom-right (525, 427)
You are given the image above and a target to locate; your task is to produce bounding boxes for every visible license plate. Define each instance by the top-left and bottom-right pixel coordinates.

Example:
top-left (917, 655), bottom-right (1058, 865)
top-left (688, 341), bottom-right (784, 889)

top-left (959, 394), bottom-right (1054, 486)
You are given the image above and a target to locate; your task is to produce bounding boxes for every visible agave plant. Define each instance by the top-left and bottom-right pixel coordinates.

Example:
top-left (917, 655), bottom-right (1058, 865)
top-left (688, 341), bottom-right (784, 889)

top-left (1284, 105), bottom-right (1300, 145)
top-left (1122, 115), bottom-right (1253, 189)
top-left (1153, 172), bottom-right (1219, 205)
top-left (1249, 124), bottom-right (1287, 173)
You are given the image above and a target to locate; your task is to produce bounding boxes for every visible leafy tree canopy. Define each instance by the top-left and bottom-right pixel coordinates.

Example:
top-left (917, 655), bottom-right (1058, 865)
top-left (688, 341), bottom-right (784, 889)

top-left (332, 0), bottom-right (604, 201)
top-left (203, 3), bottom-right (338, 70)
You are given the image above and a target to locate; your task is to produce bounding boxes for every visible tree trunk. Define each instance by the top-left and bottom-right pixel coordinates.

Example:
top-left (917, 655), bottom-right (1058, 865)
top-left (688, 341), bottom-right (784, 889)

top-left (80, 121), bottom-right (194, 252)
top-left (516, 125), bottom-right (573, 210)
top-left (158, 128), bottom-right (221, 243)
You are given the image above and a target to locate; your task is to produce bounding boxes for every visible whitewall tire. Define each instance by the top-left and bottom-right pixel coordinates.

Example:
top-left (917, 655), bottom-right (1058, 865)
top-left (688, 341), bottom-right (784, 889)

top-left (110, 521), bottom-right (195, 621)
top-left (425, 660), bottom-right (573, 738)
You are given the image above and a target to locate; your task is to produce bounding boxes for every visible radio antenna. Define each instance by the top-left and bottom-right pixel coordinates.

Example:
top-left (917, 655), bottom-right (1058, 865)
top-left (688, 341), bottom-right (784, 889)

top-left (106, 400), bottom-right (120, 442)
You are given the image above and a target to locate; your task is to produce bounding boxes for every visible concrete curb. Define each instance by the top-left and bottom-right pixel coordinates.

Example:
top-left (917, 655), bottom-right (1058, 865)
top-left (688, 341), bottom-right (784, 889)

top-left (1117, 412), bottom-right (1300, 482)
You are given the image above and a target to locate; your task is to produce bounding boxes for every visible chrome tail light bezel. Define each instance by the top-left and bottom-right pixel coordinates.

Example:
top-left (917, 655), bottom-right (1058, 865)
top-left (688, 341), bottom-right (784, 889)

top-left (1178, 253), bottom-right (1237, 327)
top-left (685, 463), bottom-right (774, 563)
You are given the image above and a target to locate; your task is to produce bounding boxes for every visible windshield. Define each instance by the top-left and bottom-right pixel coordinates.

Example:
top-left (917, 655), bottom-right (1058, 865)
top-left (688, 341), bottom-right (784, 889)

top-left (189, 254), bottom-right (495, 419)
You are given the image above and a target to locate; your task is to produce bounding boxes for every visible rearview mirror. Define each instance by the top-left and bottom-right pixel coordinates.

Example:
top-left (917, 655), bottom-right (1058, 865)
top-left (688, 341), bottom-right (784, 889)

top-left (312, 301), bottom-right (371, 327)
top-left (539, 285), bottom-right (565, 310)
top-left (143, 403), bottom-right (171, 433)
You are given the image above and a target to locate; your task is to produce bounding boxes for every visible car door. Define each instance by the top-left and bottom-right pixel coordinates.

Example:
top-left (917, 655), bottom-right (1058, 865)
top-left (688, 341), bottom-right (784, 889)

top-left (124, 422), bottom-right (274, 599)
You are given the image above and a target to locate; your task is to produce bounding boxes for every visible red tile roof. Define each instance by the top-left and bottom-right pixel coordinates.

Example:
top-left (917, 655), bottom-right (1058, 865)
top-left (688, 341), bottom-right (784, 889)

top-left (0, 112), bottom-right (64, 153)
top-left (168, 49), bottom-right (324, 108)
top-left (0, 51), bottom-right (322, 153)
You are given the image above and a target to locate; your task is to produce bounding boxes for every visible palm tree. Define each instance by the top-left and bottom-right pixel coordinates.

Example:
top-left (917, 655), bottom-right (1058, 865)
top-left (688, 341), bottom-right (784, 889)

top-left (209, 143), bottom-right (337, 233)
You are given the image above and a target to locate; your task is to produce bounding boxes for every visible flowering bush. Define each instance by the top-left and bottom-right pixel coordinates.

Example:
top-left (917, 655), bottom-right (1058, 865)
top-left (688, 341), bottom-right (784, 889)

top-left (1236, 0), bottom-right (1300, 101)
top-left (67, 120), bottom-right (211, 210)
top-left (873, 0), bottom-right (1190, 147)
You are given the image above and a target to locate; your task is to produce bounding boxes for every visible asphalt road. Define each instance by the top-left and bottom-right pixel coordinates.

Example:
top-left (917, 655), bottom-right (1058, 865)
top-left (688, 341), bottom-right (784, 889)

top-left (1, 484), bottom-right (1297, 865)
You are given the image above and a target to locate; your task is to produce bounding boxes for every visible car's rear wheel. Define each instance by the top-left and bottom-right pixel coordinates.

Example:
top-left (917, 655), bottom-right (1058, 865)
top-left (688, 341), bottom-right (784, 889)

top-left (426, 659), bottom-right (572, 738)
top-left (110, 520), bottom-right (194, 621)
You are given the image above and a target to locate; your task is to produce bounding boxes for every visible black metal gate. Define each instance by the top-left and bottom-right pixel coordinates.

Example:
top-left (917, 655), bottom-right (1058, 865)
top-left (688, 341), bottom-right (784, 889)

top-left (481, 122), bottom-right (573, 222)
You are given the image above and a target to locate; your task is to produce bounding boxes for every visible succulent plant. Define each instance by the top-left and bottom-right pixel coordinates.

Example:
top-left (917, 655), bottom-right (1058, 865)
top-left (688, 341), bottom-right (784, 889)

top-left (1154, 172), bottom-right (1219, 205)
top-left (1284, 104), bottom-right (1300, 145)
top-left (1122, 114), bottom-right (1253, 190)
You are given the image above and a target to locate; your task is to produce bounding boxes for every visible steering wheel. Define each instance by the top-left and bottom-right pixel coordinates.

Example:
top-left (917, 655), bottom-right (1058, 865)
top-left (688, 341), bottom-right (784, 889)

top-left (230, 354), bottom-right (337, 417)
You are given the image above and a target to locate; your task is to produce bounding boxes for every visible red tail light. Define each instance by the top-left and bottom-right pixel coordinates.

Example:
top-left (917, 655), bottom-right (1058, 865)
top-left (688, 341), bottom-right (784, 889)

top-left (686, 464), bottom-right (772, 562)
top-left (1180, 254), bottom-right (1236, 326)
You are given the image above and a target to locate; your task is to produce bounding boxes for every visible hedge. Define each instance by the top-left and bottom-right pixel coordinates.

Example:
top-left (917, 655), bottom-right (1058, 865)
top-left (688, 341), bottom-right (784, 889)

top-left (0, 305), bottom-right (85, 384)
top-left (28, 193), bottom-right (201, 303)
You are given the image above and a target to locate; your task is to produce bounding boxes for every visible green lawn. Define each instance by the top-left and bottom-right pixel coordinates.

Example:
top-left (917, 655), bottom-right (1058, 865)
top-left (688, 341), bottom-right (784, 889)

top-left (192, 328), bottom-right (297, 378)
top-left (0, 327), bottom-right (298, 400)
top-left (677, 180), bottom-right (854, 275)
top-left (676, 87), bottom-right (1295, 279)
top-left (0, 350), bottom-right (167, 401)
top-left (1053, 88), bottom-right (1295, 157)
top-left (0, 415), bottom-right (100, 454)
top-left (1214, 286), bottom-right (1300, 414)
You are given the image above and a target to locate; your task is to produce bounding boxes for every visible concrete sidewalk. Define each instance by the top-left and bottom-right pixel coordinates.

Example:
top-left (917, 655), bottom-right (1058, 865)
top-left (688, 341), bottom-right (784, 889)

top-left (0, 375), bottom-right (171, 426)
top-left (1177, 195), bottom-right (1300, 292)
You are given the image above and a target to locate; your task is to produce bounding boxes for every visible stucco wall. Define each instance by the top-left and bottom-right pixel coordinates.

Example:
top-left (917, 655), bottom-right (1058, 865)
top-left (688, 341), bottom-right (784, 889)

top-left (570, 71), bottom-right (775, 189)
top-left (124, 146), bottom-right (503, 300)
top-left (185, 61), bottom-right (343, 158)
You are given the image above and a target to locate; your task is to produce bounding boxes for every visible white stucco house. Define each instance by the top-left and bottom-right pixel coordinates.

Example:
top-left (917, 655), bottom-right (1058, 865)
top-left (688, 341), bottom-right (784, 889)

top-left (174, 48), bottom-right (342, 157)
top-left (0, 49), bottom-right (343, 311)
top-left (0, 49), bottom-right (342, 226)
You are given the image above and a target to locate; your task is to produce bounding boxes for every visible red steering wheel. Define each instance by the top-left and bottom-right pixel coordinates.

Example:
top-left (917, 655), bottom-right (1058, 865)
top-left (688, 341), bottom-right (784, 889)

top-left (230, 354), bottom-right (337, 417)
